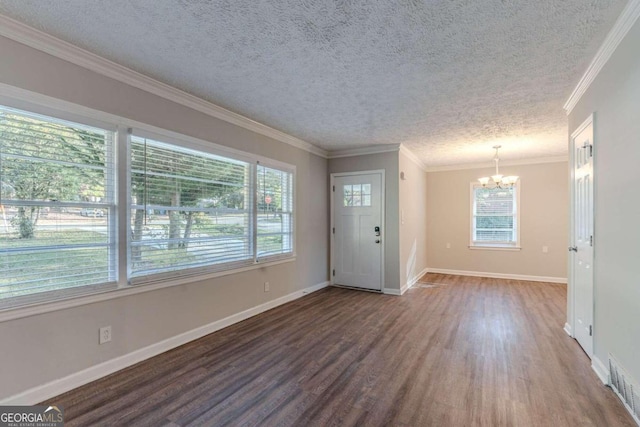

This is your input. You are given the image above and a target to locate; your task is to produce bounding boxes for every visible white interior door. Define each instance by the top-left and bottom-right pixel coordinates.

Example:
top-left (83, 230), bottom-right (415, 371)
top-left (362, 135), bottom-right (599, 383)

top-left (571, 118), bottom-right (594, 357)
top-left (332, 172), bottom-right (383, 291)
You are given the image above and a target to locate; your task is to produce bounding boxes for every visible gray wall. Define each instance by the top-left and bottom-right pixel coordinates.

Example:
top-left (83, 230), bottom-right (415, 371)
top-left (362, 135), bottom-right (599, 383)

top-left (568, 19), bottom-right (640, 383)
top-left (0, 36), bottom-right (328, 399)
top-left (426, 162), bottom-right (568, 279)
top-left (328, 152), bottom-right (400, 290)
top-left (399, 151), bottom-right (428, 287)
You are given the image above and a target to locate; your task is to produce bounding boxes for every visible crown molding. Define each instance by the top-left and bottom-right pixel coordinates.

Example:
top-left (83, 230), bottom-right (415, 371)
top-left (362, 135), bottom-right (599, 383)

top-left (399, 144), bottom-right (428, 172)
top-left (564, 0), bottom-right (640, 114)
top-left (0, 14), bottom-right (328, 158)
top-left (327, 144), bottom-right (400, 159)
top-left (327, 142), bottom-right (567, 170)
top-left (426, 155), bottom-right (569, 172)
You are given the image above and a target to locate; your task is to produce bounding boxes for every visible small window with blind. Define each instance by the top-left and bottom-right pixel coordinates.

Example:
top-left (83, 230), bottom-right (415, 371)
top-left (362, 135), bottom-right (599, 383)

top-left (470, 182), bottom-right (520, 249)
top-left (0, 106), bottom-right (116, 306)
top-left (256, 164), bottom-right (294, 259)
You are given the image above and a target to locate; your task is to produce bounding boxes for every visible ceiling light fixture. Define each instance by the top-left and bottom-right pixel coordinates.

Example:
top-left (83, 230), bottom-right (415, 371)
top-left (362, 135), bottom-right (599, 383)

top-left (478, 145), bottom-right (518, 188)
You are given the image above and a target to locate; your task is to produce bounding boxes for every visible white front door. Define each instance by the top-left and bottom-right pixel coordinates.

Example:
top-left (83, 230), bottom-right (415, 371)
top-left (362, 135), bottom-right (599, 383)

top-left (571, 117), bottom-right (594, 357)
top-left (332, 172), bottom-right (383, 291)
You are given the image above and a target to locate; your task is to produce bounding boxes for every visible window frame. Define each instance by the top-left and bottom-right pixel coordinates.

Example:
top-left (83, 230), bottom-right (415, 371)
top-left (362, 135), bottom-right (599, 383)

top-left (0, 92), bottom-right (296, 315)
top-left (469, 181), bottom-right (521, 251)
top-left (0, 105), bottom-right (119, 309)
top-left (127, 133), bottom-right (254, 284)
top-left (126, 131), bottom-right (296, 285)
top-left (255, 161), bottom-right (296, 262)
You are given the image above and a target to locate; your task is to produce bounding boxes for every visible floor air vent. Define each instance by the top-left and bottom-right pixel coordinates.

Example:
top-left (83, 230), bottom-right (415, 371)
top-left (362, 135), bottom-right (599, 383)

top-left (609, 355), bottom-right (640, 425)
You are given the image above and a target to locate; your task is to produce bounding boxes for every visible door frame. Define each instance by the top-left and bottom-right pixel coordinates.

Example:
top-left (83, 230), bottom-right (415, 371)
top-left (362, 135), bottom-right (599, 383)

top-left (330, 169), bottom-right (385, 290)
top-left (567, 113), bottom-right (595, 355)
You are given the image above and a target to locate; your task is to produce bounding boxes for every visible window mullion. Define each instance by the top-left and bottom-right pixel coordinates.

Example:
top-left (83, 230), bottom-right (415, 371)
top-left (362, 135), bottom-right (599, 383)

top-left (252, 162), bottom-right (258, 262)
top-left (283, 172), bottom-right (291, 251)
top-left (117, 128), bottom-right (130, 287)
top-left (106, 130), bottom-right (117, 284)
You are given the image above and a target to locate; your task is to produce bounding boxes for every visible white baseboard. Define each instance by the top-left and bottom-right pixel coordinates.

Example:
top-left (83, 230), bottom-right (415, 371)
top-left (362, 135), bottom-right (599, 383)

top-left (425, 268), bottom-right (567, 284)
top-left (301, 281), bottom-right (330, 295)
top-left (383, 288), bottom-right (402, 296)
top-left (0, 281), bottom-right (330, 405)
top-left (592, 356), bottom-right (610, 385)
top-left (400, 266), bottom-right (429, 295)
top-left (564, 323), bottom-right (573, 337)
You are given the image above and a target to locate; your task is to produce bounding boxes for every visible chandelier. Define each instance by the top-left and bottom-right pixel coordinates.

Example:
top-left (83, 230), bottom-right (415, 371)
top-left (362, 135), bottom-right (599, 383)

top-left (478, 145), bottom-right (518, 188)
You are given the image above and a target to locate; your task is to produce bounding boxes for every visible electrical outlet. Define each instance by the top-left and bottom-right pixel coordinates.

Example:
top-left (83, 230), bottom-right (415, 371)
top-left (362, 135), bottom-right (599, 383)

top-left (264, 282), bottom-right (270, 292)
top-left (542, 246), bottom-right (549, 253)
top-left (99, 326), bottom-right (112, 344)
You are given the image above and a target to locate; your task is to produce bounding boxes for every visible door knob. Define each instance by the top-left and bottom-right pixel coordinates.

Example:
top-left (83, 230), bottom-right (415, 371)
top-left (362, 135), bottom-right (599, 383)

top-left (568, 246), bottom-right (577, 252)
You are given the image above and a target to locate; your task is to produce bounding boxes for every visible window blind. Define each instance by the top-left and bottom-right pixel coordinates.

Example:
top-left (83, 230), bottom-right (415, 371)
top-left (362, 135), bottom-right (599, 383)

top-left (0, 106), bottom-right (116, 305)
top-left (256, 164), bottom-right (294, 259)
top-left (130, 136), bottom-right (254, 281)
top-left (0, 102), bottom-right (296, 309)
top-left (472, 186), bottom-right (517, 244)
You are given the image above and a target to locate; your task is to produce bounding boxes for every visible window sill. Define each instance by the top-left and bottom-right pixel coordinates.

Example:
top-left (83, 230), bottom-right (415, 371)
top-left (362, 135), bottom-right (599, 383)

top-left (468, 245), bottom-right (521, 252)
top-left (0, 255), bottom-right (296, 323)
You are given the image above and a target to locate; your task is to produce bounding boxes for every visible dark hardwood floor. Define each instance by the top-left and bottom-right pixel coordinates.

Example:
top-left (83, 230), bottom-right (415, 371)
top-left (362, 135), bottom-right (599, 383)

top-left (43, 274), bottom-right (635, 426)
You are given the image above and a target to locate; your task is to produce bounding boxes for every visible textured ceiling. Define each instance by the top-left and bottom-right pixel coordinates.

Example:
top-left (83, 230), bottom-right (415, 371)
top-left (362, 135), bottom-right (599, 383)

top-left (0, 0), bottom-right (628, 166)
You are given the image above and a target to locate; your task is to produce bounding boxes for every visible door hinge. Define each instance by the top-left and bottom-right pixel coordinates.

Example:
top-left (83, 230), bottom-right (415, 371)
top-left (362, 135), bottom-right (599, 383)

top-left (589, 144), bottom-right (593, 157)
top-left (332, 227), bottom-right (335, 234)
top-left (589, 325), bottom-right (592, 336)
top-left (332, 269), bottom-right (335, 276)
top-left (590, 235), bottom-right (593, 247)
top-left (332, 185), bottom-right (335, 192)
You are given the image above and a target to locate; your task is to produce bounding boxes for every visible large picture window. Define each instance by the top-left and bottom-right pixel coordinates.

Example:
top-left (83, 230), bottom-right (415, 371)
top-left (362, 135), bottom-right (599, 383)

top-left (0, 106), bottom-right (116, 306)
top-left (130, 136), bottom-right (253, 281)
top-left (129, 135), bottom-right (295, 284)
top-left (0, 102), bottom-right (295, 309)
top-left (470, 183), bottom-right (520, 248)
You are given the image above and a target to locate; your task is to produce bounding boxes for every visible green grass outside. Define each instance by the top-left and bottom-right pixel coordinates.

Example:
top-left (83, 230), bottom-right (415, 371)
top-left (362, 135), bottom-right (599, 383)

top-left (1, 227), bottom-right (286, 299)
